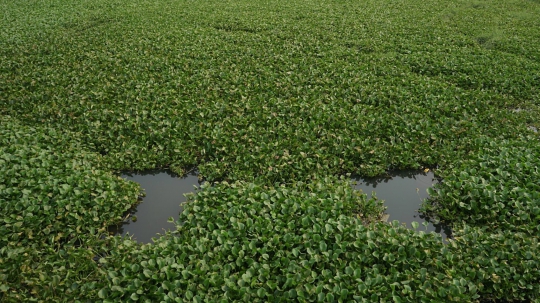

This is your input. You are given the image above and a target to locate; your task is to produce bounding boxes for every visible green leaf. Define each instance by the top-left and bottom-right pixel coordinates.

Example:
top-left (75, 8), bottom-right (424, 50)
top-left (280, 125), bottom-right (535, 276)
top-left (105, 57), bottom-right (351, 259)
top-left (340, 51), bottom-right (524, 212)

top-left (98, 288), bottom-right (108, 299)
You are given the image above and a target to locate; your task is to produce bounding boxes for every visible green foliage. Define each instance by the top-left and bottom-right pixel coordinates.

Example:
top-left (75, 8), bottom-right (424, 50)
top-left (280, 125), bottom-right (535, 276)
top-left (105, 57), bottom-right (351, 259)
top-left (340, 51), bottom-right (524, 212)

top-left (98, 180), bottom-right (477, 302)
top-left (1, 0), bottom-right (540, 301)
top-left (2, 0), bottom-right (538, 182)
top-left (0, 116), bottom-right (140, 301)
top-left (423, 137), bottom-right (540, 233)
top-left (0, 117), bottom-right (140, 247)
top-left (449, 225), bottom-right (540, 302)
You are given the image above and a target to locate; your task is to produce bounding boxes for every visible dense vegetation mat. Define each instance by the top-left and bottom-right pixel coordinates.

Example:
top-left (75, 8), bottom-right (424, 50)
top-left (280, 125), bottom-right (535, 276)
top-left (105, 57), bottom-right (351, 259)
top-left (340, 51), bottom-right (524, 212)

top-left (1, 0), bottom-right (539, 301)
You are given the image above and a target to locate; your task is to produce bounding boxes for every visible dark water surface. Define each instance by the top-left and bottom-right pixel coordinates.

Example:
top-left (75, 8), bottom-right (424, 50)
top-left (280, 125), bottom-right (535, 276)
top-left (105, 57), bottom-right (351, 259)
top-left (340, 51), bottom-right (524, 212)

top-left (109, 170), bottom-right (200, 243)
top-left (352, 170), bottom-right (452, 240)
top-left (110, 169), bottom-right (450, 242)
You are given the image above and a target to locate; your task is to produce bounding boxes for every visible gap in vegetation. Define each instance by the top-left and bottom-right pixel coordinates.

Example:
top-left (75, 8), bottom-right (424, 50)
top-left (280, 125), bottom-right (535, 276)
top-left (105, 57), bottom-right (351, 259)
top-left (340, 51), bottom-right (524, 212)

top-left (108, 169), bottom-right (201, 243)
top-left (352, 170), bottom-right (452, 240)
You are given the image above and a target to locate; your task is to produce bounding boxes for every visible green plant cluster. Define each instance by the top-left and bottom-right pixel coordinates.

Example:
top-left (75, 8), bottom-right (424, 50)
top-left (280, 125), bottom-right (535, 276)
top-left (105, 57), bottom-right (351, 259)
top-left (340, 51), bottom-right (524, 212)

top-left (80, 181), bottom-right (540, 302)
top-left (95, 180), bottom-right (474, 302)
top-left (1, 0), bottom-right (540, 301)
top-left (449, 225), bottom-right (539, 301)
top-left (2, 0), bottom-right (538, 182)
top-left (424, 137), bottom-right (540, 233)
top-left (0, 116), bottom-right (141, 299)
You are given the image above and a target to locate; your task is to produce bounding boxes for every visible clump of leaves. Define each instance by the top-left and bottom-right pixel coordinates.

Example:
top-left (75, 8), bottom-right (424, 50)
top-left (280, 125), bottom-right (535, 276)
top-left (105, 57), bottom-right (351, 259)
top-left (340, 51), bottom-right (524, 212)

top-left (0, 116), bottom-right (140, 300)
top-left (423, 137), bottom-right (540, 233)
top-left (449, 224), bottom-right (540, 302)
top-left (1, 0), bottom-right (538, 184)
top-left (1, 0), bottom-right (540, 301)
top-left (96, 178), bottom-right (480, 302)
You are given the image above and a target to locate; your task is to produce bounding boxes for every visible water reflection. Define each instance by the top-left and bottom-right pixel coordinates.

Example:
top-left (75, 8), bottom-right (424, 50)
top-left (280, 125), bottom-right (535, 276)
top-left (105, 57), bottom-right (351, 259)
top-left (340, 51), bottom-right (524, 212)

top-left (109, 170), bottom-right (201, 243)
top-left (352, 170), bottom-right (452, 240)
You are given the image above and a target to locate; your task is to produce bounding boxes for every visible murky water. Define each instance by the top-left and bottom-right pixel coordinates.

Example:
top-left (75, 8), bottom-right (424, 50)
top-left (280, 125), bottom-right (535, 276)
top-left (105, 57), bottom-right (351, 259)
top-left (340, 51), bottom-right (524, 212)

top-left (109, 170), bottom-right (200, 243)
top-left (352, 170), bottom-right (452, 240)
top-left (111, 169), bottom-right (449, 242)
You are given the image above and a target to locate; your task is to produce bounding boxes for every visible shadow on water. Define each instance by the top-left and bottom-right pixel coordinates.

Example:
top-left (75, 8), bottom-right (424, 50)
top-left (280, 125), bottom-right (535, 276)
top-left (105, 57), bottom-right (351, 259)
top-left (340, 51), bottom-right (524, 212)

top-left (108, 169), bottom-right (201, 243)
top-left (352, 170), bottom-right (452, 240)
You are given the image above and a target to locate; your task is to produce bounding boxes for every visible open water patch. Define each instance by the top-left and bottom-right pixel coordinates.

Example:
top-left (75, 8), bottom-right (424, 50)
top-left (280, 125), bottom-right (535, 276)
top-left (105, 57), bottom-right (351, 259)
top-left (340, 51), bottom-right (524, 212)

top-left (352, 170), bottom-right (452, 240)
top-left (108, 169), bottom-right (201, 243)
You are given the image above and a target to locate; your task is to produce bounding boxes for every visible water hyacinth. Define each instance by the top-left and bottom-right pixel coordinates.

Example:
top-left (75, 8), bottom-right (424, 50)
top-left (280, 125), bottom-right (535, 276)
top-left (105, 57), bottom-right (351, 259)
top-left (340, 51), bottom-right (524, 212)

top-left (1, 0), bottom-right (540, 301)
top-left (98, 179), bottom-right (471, 302)
top-left (423, 137), bottom-right (540, 233)
top-left (0, 116), bottom-right (140, 299)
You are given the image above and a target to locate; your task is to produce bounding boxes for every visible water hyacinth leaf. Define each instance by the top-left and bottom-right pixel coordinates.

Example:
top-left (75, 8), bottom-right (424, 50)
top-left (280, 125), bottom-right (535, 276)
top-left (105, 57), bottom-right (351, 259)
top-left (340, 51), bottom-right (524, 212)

top-left (98, 288), bottom-right (108, 299)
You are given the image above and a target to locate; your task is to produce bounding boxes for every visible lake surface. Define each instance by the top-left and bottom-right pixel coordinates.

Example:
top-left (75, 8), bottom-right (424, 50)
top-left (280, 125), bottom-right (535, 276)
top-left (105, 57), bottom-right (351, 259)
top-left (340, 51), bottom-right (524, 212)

top-left (109, 170), bottom-right (200, 243)
top-left (352, 170), bottom-right (452, 240)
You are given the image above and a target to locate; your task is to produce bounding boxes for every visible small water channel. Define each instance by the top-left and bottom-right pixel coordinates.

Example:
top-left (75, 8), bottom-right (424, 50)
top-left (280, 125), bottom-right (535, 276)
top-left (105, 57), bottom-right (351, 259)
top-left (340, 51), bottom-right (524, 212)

top-left (109, 169), bottom-right (449, 242)
top-left (352, 170), bottom-right (452, 240)
top-left (109, 170), bottom-right (201, 243)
